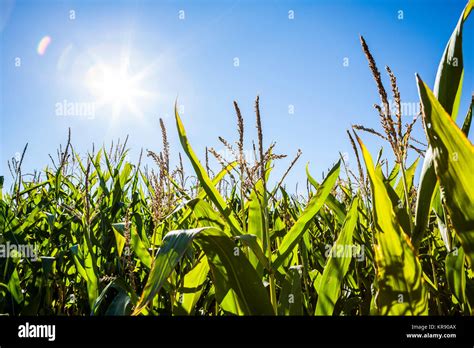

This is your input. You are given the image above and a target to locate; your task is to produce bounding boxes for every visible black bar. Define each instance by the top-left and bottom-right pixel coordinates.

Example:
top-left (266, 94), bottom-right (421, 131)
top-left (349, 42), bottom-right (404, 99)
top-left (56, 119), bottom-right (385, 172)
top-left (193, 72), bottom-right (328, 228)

top-left (0, 316), bottom-right (473, 347)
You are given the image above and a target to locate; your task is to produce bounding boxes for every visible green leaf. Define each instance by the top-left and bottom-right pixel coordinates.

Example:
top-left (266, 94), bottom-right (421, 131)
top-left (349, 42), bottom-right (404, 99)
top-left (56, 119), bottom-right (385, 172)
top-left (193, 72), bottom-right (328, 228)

top-left (273, 161), bottom-right (341, 270)
top-left (417, 76), bottom-right (474, 266)
top-left (111, 223), bottom-right (126, 257)
top-left (315, 197), bottom-right (359, 315)
top-left (71, 238), bottom-right (99, 310)
top-left (194, 228), bottom-right (274, 315)
top-left (248, 179), bottom-right (265, 244)
top-left (394, 158), bottom-right (419, 201)
top-left (177, 162), bottom-right (238, 228)
top-left (176, 253), bottom-right (210, 315)
top-left (446, 247), bottom-right (466, 306)
top-left (236, 234), bottom-right (269, 271)
top-left (131, 224), bottom-right (152, 269)
top-left (383, 170), bottom-right (412, 236)
top-left (133, 227), bottom-right (273, 315)
top-left (188, 198), bottom-right (226, 230)
top-left (92, 277), bottom-right (138, 316)
top-left (8, 267), bottom-right (23, 304)
top-left (387, 164), bottom-right (400, 187)
top-left (105, 291), bottom-right (132, 316)
top-left (174, 103), bottom-right (242, 235)
top-left (246, 180), bottom-right (266, 276)
top-left (357, 135), bottom-right (428, 315)
top-left (306, 164), bottom-right (346, 224)
top-left (278, 266), bottom-right (303, 315)
top-left (70, 244), bottom-right (88, 280)
top-left (133, 228), bottom-right (202, 315)
top-left (461, 96), bottom-right (473, 136)
top-left (413, 2), bottom-right (472, 249)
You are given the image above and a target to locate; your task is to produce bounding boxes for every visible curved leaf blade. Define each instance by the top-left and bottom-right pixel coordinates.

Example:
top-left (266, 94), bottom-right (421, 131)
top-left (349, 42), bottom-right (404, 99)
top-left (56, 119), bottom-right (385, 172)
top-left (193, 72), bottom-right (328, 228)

top-left (417, 76), bottom-right (474, 266)
top-left (357, 136), bottom-right (428, 315)
top-left (174, 103), bottom-right (242, 235)
top-left (413, 2), bottom-right (472, 248)
top-left (273, 161), bottom-right (341, 270)
top-left (315, 197), bottom-right (359, 315)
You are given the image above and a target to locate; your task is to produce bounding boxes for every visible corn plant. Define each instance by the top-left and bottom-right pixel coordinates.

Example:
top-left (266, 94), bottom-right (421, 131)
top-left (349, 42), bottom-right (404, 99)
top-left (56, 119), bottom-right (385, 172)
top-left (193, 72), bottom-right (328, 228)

top-left (0, 0), bottom-right (473, 316)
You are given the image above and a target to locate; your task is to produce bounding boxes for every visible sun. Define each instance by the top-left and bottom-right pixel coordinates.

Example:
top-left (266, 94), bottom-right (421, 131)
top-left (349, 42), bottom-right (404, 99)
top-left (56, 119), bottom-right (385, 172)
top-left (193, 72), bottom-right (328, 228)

top-left (85, 62), bottom-right (151, 119)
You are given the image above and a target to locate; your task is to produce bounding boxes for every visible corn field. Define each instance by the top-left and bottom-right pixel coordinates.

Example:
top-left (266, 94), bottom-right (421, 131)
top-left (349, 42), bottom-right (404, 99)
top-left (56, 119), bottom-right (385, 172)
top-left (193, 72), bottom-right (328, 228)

top-left (0, 2), bottom-right (473, 316)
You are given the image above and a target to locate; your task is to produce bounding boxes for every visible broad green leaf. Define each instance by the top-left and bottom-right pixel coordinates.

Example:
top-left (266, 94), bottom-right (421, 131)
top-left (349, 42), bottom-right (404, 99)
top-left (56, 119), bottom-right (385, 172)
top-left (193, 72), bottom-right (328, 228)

top-left (111, 223), bottom-right (126, 257)
top-left (461, 96), bottom-right (472, 136)
top-left (197, 161), bottom-right (238, 198)
top-left (105, 290), bottom-right (132, 316)
top-left (237, 234), bottom-right (269, 271)
top-left (218, 288), bottom-right (244, 315)
top-left (315, 197), bottom-right (359, 315)
top-left (70, 244), bottom-right (88, 280)
top-left (71, 238), bottom-right (99, 309)
top-left (417, 77), bottom-right (474, 266)
top-left (82, 236), bottom-right (99, 310)
top-left (177, 162), bottom-right (238, 227)
top-left (446, 247), bottom-right (466, 305)
top-left (248, 179), bottom-right (265, 244)
top-left (306, 163), bottom-right (346, 223)
top-left (133, 227), bottom-right (273, 315)
top-left (133, 228), bottom-right (202, 315)
top-left (194, 228), bottom-right (274, 315)
top-left (357, 136), bottom-right (428, 315)
top-left (413, 2), bottom-right (472, 249)
top-left (92, 277), bottom-right (138, 316)
top-left (188, 198), bottom-right (226, 230)
top-left (131, 224), bottom-right (152, 269)
top-left (381, 166), bottom-right (411, 236)
top-left (436, 211), bottom-right (452, 252)
top-left (278, 266), bottom-right (303, 315)
top-left (174, 103), bottom-right (241, 235)
top-left (246, 180), bottom-right (266, 276)
top-left (175, 253), bottom-right (210, 315)
top-left (394, 158), bottom-right (419, 201)
top-left (387, 164), bottom-right (400, 187)
top-left (273, 161), bottom-right (341, 269)
top-left (7, 267), bottom-right (23, 304)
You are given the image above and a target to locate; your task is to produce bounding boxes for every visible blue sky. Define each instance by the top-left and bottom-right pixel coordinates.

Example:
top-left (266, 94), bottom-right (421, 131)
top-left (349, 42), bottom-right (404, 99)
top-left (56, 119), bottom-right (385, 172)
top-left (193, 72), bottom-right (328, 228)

top-left (1, 0), bottom-right (473, 191)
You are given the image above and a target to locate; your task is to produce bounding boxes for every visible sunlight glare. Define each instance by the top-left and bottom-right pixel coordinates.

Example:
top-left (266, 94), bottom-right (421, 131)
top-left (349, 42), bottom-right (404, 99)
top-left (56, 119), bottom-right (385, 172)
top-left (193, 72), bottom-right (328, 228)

top-left (85, 62), bottom-right (147, 119)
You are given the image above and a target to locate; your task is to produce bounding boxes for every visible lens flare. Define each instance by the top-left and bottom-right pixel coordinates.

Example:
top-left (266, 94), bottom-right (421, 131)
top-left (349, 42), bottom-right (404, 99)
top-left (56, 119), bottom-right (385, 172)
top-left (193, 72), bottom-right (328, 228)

top-left (37, 36), bottom-right (52, 56)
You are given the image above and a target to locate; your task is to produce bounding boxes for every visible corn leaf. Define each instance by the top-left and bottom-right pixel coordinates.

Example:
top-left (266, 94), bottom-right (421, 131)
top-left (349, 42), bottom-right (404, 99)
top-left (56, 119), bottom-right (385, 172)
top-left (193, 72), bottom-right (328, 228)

top-left (413, 2), bottom-right (472, 248)
top-left (174, 103), bottom-right (242, 236)
top-left (278, 266), bottom-right (303, 315)
top-left (417, 76), bottom-right (474, 266)
top-left (111, 223), bottom-right (126, 257)
top-left (446, 247), bottom-right (466, 306)
top-left (7, 267), bottom-right (23, 304)
top-left (461, 96), bottom-right (473, 136)
top-left (315, 197), bottom-right (359, 315)
top-left (133, 228), bottom-right (202, 315)
top-left (273, 161), bottom-right (341, 270)
top-left (306, 164), bottom-right (346, 223)
top-left (130, 224), bottom-right (152, 269)
top-left (133, 227), bottom-right (273, 315)
top-left (175, 253), bottom-right (210, 315)
top-left (71, 239), bottom-right (99, 310)
top-left (358, 136), bottom-right (428, 315)
top-left (195, 228), bottom-right (274, 315)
